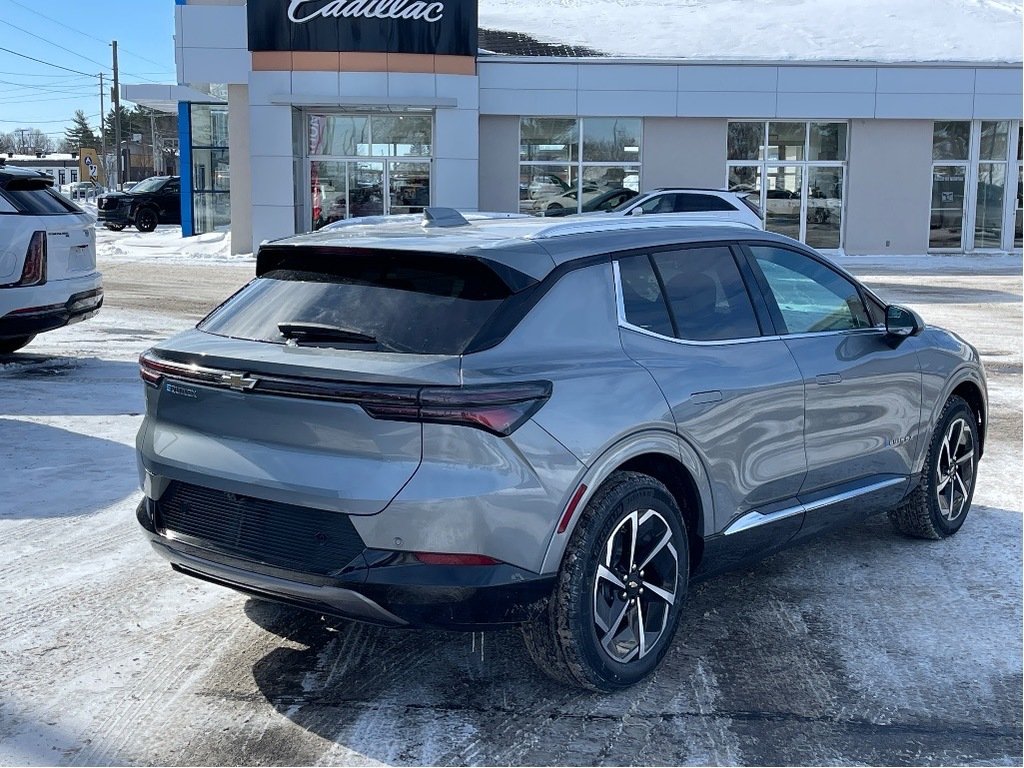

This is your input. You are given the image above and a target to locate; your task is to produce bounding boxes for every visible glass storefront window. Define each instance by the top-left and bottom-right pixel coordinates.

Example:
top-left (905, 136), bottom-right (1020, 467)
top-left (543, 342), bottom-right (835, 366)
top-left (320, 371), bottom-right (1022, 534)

top-left (809, 123), bottom-right (848, 161)
top-left (309, 115), bottom-right (369, 156)
top-left (520, 163), bottom-right (576, 215)
top-left (979, 121), bottom-right (1010, 161)
top-left (388, 161), bottom-right (431, 214)
top-left (371, 115), bottom-right (432, 157)
top-left (974, 163), bottom-right (1006, 248)
top-left (764, 165), bottom-right (802, 240)
top-left (519, 118), bottom-right (641, 215)
top-left (728, 123), bottom-right (763, 161)
top-left (727, 165), bottom-right (761, 197)
top-left (520, 118), bottom-right (578, 162)
top-left (806, 166), bottom-right (843, 249)
top-left (767, 122), bottom-right (805, 161)
top-left (933, 121), bottom-right (971, 160)
top-left (1015, 164), bottom-right (1023, 248)
top-left (192, 106), bottom-right (228, 148)
top-left (930, 165), bottom-right (967, 249)
top-left (727, 121), bottom-right (847, 247)
top-left (582, 118), bottom-right (641, 162)
top-left (190, 104), bottom-right (230, 236)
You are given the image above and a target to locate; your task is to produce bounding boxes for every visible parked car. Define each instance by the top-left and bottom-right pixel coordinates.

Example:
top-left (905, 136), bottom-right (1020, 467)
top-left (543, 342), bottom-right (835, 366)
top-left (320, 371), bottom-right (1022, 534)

top-left (527, 172), bottom-right (570, 200)
top-left (539, 186), bottom-right (639, 216)
top-left (136, 210), bottom-right (986, 691)
top-left (0, 167), bottom-right (102, 354)
top-left (606, 188), bottom-right (764, 228)
top-left (96, 176), bottom-right (181, 232)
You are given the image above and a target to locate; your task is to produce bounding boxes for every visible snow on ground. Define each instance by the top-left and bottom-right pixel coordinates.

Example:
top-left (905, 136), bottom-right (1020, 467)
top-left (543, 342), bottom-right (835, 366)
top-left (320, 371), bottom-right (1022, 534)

top-left (0, 252), bottom-right (1020, 765)
top-left (96, 225), bottom-right (251, 265)
top-left (479, 0), bottom-right (1022, 61)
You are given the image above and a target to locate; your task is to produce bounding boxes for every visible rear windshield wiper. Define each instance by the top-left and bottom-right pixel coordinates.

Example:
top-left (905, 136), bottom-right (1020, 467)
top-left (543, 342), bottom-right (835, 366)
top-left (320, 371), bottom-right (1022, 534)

top-left (278, 322), bottom-right (385, 348)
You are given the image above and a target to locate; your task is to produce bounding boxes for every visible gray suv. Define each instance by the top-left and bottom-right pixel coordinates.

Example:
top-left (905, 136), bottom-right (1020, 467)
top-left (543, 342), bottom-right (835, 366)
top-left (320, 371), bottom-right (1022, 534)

top-left (136, 210), bottom-right (986, 691)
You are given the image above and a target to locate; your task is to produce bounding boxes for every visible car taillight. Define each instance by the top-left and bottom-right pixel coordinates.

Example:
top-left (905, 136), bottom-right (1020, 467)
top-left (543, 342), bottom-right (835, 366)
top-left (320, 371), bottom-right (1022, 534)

top-left (363, 381), bottom-right (553, 437)
top-left (139, 350), bottom-right (165, 387)
top-left (17, 231), bottom-right (46, 286)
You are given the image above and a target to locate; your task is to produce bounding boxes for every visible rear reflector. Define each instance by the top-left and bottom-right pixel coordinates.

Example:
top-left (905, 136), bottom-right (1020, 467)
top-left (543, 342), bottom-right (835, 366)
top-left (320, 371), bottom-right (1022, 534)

top-left (413, 552), bottom-right (500, 566)
top-left (557, 484), bottom-right (588, 534)
top-left (16, 231), bottom-right (46, 286)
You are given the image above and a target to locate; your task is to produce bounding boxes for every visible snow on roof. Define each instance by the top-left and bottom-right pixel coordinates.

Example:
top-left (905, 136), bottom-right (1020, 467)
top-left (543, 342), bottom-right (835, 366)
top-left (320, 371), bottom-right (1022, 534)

top-left (478, 0), bottom-right (1023, 63)
top-left (5, 154), bottom-right (78, 162)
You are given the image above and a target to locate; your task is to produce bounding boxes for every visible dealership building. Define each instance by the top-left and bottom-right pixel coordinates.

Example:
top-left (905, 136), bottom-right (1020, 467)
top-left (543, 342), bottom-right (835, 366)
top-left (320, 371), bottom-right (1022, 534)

top-left (125, 0), bottom-right (1023, 256)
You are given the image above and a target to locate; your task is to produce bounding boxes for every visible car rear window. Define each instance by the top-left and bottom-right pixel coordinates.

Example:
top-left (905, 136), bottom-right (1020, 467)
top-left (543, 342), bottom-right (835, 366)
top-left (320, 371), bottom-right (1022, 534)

top-left (199, 250), bottom-right (519, 355)
top-left (0, 178), bottom-right (81, 215)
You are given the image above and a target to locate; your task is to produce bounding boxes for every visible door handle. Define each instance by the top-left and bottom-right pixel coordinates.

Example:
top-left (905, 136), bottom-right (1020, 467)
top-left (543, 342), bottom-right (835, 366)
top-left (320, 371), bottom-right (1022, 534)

top-left (690, 390), bottom-right (723, 404)
top-left (815, 373), bottom-right (842, 385)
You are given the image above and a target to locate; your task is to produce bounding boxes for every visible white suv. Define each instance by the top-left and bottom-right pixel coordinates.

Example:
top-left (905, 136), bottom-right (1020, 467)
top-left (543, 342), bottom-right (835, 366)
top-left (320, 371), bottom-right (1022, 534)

top-left (609, 188), bottom-right (763, 228)
top-left (0, 167), bottom-right (102, 354)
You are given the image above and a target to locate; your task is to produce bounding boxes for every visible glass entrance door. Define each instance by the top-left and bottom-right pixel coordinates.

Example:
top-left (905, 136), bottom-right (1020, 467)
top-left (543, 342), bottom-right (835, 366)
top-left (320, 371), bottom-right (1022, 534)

top-left (310, 159), bottom-right (429, 229)
top-left (307, 112), bottom-right (432, 231)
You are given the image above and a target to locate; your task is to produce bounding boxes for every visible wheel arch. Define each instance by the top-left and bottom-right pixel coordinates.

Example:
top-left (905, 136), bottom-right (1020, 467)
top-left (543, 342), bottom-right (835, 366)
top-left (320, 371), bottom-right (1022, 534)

top-left (949, 378), bottom-right (986, 458)
top-left (539, 430), bottom-right (714, 576)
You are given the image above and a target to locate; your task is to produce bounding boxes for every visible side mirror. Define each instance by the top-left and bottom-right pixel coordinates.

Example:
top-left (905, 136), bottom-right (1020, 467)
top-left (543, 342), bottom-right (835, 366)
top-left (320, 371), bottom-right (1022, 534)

top-left (629, 207), bottom-right (645, 216)
top-left (886, 304), bottom-right (924, 337)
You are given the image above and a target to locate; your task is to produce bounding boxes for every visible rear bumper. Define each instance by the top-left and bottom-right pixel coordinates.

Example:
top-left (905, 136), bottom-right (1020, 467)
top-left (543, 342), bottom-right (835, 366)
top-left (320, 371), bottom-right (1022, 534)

top-left (137, 496), bottom-right (555, 630)
top-left (0, 280), bottom-right (103, 338)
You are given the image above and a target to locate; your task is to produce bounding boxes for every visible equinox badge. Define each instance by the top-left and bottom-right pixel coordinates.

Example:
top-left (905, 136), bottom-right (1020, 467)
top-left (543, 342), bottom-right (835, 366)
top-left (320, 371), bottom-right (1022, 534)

top-left (221, 372), bottom-right (258, 392)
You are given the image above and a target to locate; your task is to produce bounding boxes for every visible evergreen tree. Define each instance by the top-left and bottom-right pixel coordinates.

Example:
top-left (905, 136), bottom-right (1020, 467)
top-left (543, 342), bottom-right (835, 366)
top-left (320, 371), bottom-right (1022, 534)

top-left (64, 110), bottom-right (99, 152)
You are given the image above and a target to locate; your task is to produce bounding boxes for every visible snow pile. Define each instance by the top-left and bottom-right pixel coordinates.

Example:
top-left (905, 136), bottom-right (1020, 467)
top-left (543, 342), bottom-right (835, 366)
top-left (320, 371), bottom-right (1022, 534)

top-left (96, 226), bottom-right (253, 264)
top-left (478, 0), bottom-right (1023, 62)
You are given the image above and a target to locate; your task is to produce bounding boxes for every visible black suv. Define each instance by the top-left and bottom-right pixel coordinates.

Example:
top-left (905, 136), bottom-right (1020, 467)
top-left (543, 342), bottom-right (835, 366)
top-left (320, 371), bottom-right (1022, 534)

top-left (97, 176), bottom-right (181, 232)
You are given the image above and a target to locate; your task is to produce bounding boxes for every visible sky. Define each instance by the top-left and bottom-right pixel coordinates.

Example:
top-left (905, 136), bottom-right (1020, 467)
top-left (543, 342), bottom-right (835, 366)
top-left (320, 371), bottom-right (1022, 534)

top-left (0, 0), bottom-right (176, 142)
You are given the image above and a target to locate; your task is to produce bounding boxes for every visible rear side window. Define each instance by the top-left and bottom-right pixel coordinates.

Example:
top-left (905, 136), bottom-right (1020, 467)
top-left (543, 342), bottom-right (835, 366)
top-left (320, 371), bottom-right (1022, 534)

top-left (618, 246), bottom-right (762, 342)
top-left (653, 247), bottom-right (761, 341)
top-left (618, 255), bottom-right (674, 336)
top-left (674, 193), bottom-right (737, 213)
top-left (0, 179), bottom-right (80, 215)
top-left (200, 250), bottom-right (517, 355)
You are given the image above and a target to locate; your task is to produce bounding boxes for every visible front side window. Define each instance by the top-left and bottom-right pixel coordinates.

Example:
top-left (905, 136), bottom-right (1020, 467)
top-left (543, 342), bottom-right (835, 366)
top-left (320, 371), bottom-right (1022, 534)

top-left (519, 117), bottom-right (641, 215)
top-left (750, 245), bottom-right (870, 334)
top-left (618, 246), bottom-right (761, 342)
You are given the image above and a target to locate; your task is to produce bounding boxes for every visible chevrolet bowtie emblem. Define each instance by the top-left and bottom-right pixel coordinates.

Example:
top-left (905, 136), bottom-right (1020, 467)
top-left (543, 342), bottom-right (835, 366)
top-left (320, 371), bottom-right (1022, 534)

top-left (221, 372), bottom-right (258, 392)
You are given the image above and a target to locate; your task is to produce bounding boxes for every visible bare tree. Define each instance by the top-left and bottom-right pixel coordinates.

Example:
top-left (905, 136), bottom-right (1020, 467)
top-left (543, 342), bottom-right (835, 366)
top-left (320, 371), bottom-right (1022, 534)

top-left (0, 132), bottom-right (14, 154)
top-left (11, 128), bottom-right (55, 155)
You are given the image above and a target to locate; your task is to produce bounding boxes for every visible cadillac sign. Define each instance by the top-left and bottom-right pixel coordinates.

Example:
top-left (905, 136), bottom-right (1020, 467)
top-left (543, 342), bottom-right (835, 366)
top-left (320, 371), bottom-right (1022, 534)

top-left (247, 0), bottom-right (478, 56)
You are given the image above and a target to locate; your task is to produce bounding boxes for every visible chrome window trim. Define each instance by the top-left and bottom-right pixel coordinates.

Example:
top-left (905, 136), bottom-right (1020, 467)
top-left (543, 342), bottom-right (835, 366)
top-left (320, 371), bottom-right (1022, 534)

top-left (722, 477), bottom-right (906, 536)
top-left (613, 258), bottom-right (884, 347)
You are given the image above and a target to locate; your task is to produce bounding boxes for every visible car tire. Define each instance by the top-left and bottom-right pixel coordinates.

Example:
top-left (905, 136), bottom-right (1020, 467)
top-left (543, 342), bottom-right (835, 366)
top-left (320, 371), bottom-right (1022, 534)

top-left (888, 395), bottom-right (979, 539)
top-left (522, 471), bottom-right (689, 691)
top-left (105, 223), bottom-right (126, 232)
top-left (135, 208), bottom-right (158, 233)
top-left (0, 335), bottom-right (36, 354)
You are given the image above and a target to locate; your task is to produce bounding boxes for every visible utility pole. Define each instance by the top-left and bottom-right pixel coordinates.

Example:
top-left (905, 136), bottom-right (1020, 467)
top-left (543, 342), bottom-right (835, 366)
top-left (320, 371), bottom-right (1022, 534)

top-left (99, 72), bottom-right (107, 187)
top-left (112, 40), bottom-right (121, 190)
top-left (149, 110), bottom-right (159, 176)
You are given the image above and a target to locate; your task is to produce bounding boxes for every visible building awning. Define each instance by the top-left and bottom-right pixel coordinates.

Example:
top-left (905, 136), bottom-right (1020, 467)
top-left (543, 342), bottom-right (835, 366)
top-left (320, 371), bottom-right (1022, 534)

top-left (121, 84), bottom-right (226, 114)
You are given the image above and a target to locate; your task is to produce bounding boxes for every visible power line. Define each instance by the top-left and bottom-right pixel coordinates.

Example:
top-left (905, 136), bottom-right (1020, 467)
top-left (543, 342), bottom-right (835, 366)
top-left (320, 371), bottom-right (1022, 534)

top-left (0, 45), bottom-right (98, 77)
top-left (0, 113), bottom-right (99, 124)
top-left (0, 69), bottom-right (95, 79)
top-left (3, 0), bottom-right (175, 73)
top-left (0, 18), bottom-right (113, 73)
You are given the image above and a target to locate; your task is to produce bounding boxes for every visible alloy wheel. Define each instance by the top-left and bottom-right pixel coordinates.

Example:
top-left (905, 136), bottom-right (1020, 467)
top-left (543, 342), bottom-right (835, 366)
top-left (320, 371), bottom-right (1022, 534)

top-left (935, 417), bottom-right (975, 521)
top-left (592, 508), bottom-right (678, 664)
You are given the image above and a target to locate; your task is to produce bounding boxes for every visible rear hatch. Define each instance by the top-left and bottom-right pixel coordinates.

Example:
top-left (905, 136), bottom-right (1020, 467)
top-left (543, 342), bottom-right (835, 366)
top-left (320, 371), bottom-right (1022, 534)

top-left (141, 246), bottom-right (537, 515)
top-left (0, 174), bottom-right (95, 280)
